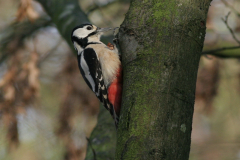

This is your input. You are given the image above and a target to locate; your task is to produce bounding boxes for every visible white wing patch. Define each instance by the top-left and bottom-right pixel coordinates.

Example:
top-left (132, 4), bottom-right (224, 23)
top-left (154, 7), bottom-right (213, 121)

top-left (80, 52), bottom-right (95, 92)
top-left (101, 85), bottom-right (105, 90)
top-left (103, 94), bottom-right (107, 99)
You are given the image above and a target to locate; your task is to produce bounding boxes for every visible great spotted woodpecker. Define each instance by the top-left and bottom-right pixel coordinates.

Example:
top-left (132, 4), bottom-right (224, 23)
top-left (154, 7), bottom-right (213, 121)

top-left (71, 23), bottom-right (122, 127)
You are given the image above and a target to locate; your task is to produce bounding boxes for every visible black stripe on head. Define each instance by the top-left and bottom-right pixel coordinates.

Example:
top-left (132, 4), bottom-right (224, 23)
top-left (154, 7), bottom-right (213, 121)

top-left (72, 35), bottom-right (88, 47)
top-left (72, 36), bottom-right (100, 48)
top-left (87, 30), bottom-right (98, 38)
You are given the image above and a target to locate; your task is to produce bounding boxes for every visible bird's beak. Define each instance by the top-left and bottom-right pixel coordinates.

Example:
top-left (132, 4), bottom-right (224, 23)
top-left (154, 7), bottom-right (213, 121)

top-left (97, 27), bottom-right (112, 33)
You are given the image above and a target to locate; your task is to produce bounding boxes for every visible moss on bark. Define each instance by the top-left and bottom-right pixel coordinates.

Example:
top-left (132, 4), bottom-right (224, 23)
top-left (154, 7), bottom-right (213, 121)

top-left (116, 0), bottom-right (212, 159)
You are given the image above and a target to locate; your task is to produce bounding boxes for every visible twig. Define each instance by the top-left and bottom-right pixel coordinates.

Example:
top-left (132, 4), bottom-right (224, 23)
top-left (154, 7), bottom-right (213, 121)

top-left (221, 0), bottom-right (240, 18)
top-left (86, 137), bottom-right (97, 160)
top-left (202, 12), bottom-right (240, 58)
top-left (221, 12), bottom-right (240, 45)
top-left (37, 39), bottom-right (63, 66)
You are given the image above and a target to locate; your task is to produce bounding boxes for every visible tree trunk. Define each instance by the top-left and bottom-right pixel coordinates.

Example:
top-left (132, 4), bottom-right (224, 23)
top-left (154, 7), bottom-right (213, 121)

top-left (116, 0), bottom-right (212, 159)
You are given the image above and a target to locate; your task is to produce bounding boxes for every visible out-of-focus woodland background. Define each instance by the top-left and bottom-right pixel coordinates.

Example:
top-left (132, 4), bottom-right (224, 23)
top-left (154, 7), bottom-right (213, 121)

top-left (0, 0), bottom-right (240, 160)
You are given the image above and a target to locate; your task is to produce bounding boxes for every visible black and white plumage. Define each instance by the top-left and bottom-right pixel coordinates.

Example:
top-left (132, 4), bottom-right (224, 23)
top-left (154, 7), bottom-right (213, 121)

top-left (71, 24), bottom-right (121, 127)
top-left (78, 48), bottom-right (111, 112)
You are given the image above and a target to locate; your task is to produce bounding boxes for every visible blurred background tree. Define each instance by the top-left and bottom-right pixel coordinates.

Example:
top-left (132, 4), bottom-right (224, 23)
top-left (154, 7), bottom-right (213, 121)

top-left (0, 0), bottom-right (240, 160)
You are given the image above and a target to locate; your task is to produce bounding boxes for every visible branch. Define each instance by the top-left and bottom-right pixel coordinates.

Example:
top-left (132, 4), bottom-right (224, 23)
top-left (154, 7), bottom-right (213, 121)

top-left (36, 0), bottom-right (113, 51)
top-left (36, 0), bottom-right (89, 51)
top-left (0, 16), bottom-right (52, 63)
top-left (202, 46), bottom-right (240, 55)
top-left (202, 46), bottom-right (240, 58)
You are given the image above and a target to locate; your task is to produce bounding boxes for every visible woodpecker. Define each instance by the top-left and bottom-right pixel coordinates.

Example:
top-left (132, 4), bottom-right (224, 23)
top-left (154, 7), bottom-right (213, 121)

top-left (71, 23), bottom-right (122, 127)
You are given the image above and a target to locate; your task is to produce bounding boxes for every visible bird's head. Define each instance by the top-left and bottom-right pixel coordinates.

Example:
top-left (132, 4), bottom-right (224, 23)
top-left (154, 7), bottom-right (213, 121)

top-left (71, 23), bottom-right (111, 52)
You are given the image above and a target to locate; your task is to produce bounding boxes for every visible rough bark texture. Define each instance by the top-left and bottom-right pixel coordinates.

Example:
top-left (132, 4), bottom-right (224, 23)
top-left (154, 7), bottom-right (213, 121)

top-left (116, 0), bottom-right (212, 160)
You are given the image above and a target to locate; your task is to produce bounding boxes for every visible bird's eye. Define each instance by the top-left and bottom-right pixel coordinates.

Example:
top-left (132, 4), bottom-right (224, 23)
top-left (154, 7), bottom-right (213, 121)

top-left (87, 26), bottom-right (92, 30)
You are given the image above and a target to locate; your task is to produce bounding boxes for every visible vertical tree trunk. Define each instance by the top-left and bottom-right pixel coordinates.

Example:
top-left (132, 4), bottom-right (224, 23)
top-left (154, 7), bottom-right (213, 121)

top-left (116, 0), bottom-right (212, 159)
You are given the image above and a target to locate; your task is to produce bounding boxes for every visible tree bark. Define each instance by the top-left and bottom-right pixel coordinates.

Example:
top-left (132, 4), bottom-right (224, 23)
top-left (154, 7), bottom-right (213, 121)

top-left (116, 0), bottom-right (212, 160)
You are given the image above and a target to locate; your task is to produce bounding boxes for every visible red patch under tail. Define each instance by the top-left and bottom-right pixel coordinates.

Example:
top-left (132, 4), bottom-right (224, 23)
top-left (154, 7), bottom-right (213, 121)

top-left (108, 66), bottom-right (122, 116)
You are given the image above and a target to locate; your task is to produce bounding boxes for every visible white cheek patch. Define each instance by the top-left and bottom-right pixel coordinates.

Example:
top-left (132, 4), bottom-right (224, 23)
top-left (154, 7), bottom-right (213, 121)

top-left (73, 28), bottom-right (92, 39)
